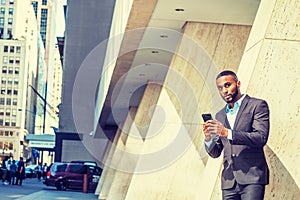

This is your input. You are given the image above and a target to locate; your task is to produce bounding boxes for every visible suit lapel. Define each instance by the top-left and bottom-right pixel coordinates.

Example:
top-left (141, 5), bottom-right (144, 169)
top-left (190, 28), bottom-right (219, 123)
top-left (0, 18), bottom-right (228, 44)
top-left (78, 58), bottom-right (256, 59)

top-left (219, 107), bottom-right (231, 129)
top-left (233, 95), bottom-right (250, 129)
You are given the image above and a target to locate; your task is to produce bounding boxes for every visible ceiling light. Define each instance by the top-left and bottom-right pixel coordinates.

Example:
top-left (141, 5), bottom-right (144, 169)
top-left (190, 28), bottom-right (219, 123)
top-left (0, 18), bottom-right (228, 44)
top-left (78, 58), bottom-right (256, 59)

top-left (175, 8), bottom-right (184, 12)
top-left (151, 50), bottom-right (159, 54)
top-left (160, 35), bottom-right (168, 38)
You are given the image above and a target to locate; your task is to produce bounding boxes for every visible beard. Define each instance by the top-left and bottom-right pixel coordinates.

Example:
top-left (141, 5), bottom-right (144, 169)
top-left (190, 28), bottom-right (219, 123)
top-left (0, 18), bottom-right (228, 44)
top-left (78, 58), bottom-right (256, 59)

top-left (223, 86), bottom-right (239, 103)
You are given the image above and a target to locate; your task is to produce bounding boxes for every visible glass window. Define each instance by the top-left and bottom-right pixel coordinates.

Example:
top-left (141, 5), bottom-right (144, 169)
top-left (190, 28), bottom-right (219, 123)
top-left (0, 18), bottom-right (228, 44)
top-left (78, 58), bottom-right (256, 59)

top-left (9, 46), bottom-right (14, 53)
top-left (1, 0), bottom-right (5, 5)
top-left (6, 108), bottom-right (10, 116)
top-left (7, 18), bottom-right (12, 25)
top-left (14, 78), bottom-right (18, 85)
top-left (12, 109), bottom-right (16, 116)
top-left (8, 8), bottom-right (12, 15)
top-left (15, 57), bottom-right (20, 64)
top-left (3, 45), bottom-right (8, 52)
top-left (11, 121), bottom-right (15, 126)
top-left (7, 88), bottom-right (11, 95)
top-left (0, 7), bottom-right (4, 14)
top-left (9, 0), bottom-right (13, 5)
top-left (16, 46), bottom-right (21, 53)
top-left (9, 57), bottom-right (13, 64)
top-left (6, 98), bottom-right (11, 105)
top-left (13, 89), bottom-right (17, 95)
top-left (42, 0), bottom-right (47, 5)
top-left (7, 78), bottom-right (12, 85)
top-left (4, 120), bottom-right (9, 126)
top-left (1, 88), bottom-right (5, 94)
top-left (2, 66), bottom-right (6, 73)
top-left (14, 67), bottom-right (19, 74)
top-left (0, 17), bottom-right (4, 26)
top-left (0, 108), bottom-right (4, 115)
top-left (0, 119), bottom-right (3, 126)
top-left (12, 98), bottom-right (17, 105)
top-left (1, 77), bottom-right (5, 84)
top-left (0, 98), bottom-right (4, 105)
top-left (8, 67), bottom-right (13, 74)
top-left (3, 56), bottom-right (7, 63)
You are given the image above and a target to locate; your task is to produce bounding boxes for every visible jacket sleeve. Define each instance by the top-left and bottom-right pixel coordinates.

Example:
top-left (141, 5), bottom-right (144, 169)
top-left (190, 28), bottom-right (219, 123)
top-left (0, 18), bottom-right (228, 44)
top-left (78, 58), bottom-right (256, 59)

top-left (232, 100), bottom-right (270, 147)
top-left (205, 137), bottom-right (224, 158)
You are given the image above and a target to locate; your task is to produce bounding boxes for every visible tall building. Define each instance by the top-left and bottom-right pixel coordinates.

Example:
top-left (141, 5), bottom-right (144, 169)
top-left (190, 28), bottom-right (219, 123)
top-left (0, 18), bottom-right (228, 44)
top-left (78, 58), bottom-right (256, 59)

top-left (0, 0), bottom-right (39, 162)
top-left (31, 0), bottom-right (59, 134)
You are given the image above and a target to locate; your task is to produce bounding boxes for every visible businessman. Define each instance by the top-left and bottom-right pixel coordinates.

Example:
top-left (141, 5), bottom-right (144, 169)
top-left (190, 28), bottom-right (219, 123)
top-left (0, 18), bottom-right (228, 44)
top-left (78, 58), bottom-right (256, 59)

top-left (203, 70), bottom-right (270, 200)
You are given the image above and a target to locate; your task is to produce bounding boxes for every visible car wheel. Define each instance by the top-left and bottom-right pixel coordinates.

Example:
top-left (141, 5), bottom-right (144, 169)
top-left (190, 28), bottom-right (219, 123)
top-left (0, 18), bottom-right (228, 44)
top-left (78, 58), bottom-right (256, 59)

top-left (56, 180), bottom-right (67, 191)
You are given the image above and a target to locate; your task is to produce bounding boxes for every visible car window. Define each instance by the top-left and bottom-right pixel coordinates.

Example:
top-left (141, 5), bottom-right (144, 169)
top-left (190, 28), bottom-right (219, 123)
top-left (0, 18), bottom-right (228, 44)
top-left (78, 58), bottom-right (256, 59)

top-left (89, 166), bottom-right (102, 175)
top-left (69, 164), bottom-right (87, 174)
top-left (52, 163), bottom-right (67, 172)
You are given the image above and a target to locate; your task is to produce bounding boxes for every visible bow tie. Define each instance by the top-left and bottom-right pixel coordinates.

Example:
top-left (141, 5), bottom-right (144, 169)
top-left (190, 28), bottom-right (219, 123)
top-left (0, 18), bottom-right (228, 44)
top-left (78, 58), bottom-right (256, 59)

top-left (226, 102), bottom-right (240, 114)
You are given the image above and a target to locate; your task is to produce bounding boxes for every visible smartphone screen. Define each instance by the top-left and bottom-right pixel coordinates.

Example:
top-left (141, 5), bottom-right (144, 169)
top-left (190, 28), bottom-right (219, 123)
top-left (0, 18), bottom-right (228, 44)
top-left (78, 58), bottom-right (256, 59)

top-left (202, 113), bottom-right (212, 122)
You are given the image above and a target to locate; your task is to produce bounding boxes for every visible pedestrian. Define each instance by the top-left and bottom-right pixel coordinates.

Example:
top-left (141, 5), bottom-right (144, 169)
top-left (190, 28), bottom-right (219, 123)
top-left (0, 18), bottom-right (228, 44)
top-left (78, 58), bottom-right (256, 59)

top-left (6, 160), bottom-right (11, 184)
top-left (9, 160), bottom-right (17, 185)
top-left (1, 158), bottom-right (8, 185)
top-left (203, 70), bottom-right (270, 200)
top-left (37, 162), bottom-right (43, 181)
top-left (16, 157), bottom-right (25, 186)
top-left (42, 163), bottom-right (48, 180)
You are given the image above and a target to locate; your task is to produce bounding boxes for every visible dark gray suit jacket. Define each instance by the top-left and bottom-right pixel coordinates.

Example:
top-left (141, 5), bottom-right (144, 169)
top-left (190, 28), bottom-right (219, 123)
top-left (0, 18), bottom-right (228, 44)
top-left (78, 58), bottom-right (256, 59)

top-left (206, 95), bottom-right (270, 189)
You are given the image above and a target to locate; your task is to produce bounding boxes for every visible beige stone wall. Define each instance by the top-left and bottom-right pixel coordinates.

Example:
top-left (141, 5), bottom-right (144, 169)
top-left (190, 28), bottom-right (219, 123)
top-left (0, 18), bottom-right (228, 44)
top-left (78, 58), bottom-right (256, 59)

top-left (237, 0), bottom-right (300, 199)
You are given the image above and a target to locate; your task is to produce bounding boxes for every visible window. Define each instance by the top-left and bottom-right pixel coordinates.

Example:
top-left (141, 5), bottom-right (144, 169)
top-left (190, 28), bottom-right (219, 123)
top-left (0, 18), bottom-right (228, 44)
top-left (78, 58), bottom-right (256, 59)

top-left (8, 8), bottom-right (12, 15)
top-left (7, 88), bottom-right (11, 95)
top-left (7, 18), bottom-right (12, 25)
top-left (0, 98), bottom-right (4, 105)
top-left (4, 120), bottom-right (9, 126)
top-left (1, 88), bottom-right (5, 94)
top-left (2, 66), bottom-right (6, 73)
top-left (14, 78), bottom-right (18, 85)
top-left (9, 0), bottom-right (13, 5)
top-left (9, 46), bottom-right (14, 53)
top-left (6, 98), bottom-right (11, 105)
top-left (12, 98), bottom-right (17, 105)
top-left (42, 0), bottom-right (47, 5)
top-left (9, 57), bottom-right (14, 64)
top-left (14, 67), bottom-right (19, 74)
top-left (3, 45), bottom-right (8, 52)
top-left (6, 108), bottom-right (10, 116)
top-left (32, 2), bottom-right (38, 17)
top-left (15, 57), bottom-right (20, 64)
top-left (16, 46), bottom-right (21, 53)
top-left (0, 17), bottom-right (4, 26)
top-left (0, 119), bottom-right (2, 126)
top-left (11, 121), bottom-right (15, 126)
top-left (0, 7), bottom-right (4, 14)
top-left (12, 109), bottom-right (16, 116)
top-left (1, 0), bottom-right (5, 5)
top-left (8, 67), bottom-right (13, 74)
top-left (1, 77), bottom-right (5, 84)
top-left (13, 89), bottom-right (17, 95)
top-left (7, 78), bottom-right (12, 85)
top-left (3, 56), bottom-right (7, 63)
top-left (0, 108), bottom-right (4, 115)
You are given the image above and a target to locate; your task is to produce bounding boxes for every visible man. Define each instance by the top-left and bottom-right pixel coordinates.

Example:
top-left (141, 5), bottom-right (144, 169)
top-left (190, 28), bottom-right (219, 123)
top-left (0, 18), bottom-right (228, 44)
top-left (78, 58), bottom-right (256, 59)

top-left (203, 70), bottom-right (270, 200)
top-left (16, 157), bottom-right (25, 186)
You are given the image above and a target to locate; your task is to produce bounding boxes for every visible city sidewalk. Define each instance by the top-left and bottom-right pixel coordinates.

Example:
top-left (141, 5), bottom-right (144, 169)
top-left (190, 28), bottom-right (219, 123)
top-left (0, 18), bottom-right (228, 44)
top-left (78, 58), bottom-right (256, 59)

top-left (16, 189), bottom-right (98, 200)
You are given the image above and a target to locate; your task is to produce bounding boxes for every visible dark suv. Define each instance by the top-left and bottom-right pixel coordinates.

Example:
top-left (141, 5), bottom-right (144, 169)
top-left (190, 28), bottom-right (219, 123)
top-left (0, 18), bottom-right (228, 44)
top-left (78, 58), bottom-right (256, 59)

top-left (43, 162), bottom-right (102, 191)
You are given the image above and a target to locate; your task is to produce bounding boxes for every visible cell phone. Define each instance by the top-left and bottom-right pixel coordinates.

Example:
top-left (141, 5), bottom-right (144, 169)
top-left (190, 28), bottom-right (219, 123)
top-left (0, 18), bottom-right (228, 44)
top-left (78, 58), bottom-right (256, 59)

top-left (202, 113), bottom-right (212, 122)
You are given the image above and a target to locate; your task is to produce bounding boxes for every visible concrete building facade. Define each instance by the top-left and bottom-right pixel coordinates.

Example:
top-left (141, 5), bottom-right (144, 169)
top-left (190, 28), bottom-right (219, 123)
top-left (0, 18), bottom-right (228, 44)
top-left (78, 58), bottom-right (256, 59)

top-left (58, 0), bottom-right (300, 199)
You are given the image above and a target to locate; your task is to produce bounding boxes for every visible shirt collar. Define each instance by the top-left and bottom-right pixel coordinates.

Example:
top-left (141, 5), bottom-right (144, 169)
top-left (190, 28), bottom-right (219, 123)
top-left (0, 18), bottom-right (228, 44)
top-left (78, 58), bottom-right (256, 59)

top-left (226, 94), bottom-right (245, 114)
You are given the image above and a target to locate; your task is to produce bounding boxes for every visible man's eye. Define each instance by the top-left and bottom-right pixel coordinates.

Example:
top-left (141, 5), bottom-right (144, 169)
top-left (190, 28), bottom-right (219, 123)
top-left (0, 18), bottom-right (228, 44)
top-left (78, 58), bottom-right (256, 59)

top-left (224, 83), bottom-right (230, 88)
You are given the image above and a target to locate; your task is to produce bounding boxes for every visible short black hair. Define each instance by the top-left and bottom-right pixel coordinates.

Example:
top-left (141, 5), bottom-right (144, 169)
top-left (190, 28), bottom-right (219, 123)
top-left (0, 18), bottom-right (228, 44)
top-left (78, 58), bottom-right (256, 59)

top-left (216, 70), bottom-right (238, 81)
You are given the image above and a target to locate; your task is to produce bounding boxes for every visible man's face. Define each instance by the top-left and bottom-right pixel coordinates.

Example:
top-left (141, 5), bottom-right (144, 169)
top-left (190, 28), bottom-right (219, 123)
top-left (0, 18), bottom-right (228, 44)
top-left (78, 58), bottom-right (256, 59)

top-left (216, 75), bottom-right (240, 103)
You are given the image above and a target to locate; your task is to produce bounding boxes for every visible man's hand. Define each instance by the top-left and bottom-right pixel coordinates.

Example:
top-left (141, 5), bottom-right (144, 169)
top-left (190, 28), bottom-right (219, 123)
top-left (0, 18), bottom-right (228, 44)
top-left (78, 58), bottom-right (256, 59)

top-left (203, 119), bottom-right (228, 138)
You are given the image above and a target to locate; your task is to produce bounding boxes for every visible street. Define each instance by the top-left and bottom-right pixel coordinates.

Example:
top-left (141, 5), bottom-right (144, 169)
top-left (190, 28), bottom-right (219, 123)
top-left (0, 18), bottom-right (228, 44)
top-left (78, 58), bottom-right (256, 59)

top-left (0, 178), bottom-right (98, 200)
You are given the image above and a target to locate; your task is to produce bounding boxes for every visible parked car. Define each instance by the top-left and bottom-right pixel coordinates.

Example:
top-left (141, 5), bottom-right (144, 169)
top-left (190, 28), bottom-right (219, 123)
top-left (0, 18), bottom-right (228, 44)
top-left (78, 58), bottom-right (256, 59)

top-left (25, 165), bottom-right (38, 178)
top-left (43, 162), bottom-right (102, 191)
